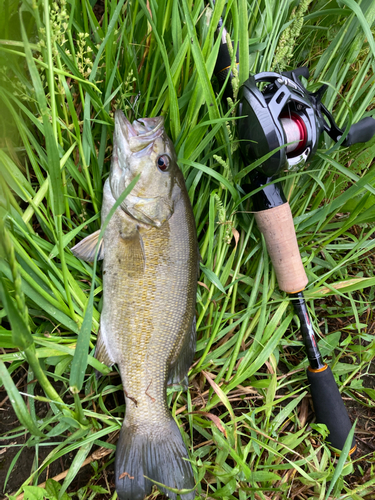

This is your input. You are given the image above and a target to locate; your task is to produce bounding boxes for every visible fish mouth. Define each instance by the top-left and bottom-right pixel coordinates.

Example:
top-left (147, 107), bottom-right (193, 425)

top-left (115, 110), bottom-right (164, 154)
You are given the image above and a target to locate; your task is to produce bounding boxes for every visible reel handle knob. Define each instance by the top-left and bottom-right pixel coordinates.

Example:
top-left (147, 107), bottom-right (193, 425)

top-left (343, 116), bottom-right (375, 146)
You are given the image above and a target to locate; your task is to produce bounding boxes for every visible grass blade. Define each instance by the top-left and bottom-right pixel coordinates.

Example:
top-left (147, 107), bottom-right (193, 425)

top-left (0, 360), bottom-right (44, 437)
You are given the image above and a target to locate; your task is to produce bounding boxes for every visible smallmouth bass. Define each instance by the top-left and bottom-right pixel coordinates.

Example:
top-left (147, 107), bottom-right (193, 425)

top-left (72, 111), bottom-right (198, 500)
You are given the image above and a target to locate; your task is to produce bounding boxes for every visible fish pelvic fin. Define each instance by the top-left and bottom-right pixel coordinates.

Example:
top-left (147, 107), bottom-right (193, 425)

top-left (115, 418), bottom-right (195, 500)
top-left (71, 230), bottom-right (104, 262)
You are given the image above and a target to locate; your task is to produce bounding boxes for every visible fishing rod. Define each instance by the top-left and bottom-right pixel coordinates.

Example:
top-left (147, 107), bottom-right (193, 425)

top-left (214, 18), bottom-right (375, 454)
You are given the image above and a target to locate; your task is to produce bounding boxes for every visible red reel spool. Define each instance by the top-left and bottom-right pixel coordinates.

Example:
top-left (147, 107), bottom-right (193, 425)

top-left (280, 112), bottom-right (308, 156)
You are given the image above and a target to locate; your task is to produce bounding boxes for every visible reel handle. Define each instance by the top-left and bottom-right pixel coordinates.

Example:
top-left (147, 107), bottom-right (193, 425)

top-left (343, 116), bottom-right (375, 146)
top-left (282, 67), bottom-right (310, 81)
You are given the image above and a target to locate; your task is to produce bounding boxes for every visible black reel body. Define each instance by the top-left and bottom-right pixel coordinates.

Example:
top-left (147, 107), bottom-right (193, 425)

top-left (238, 71), bottom-right (324, 177)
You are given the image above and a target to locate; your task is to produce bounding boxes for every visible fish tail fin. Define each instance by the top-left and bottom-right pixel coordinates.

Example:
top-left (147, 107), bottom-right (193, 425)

top-left (115, 417), bottom-right (195, 500)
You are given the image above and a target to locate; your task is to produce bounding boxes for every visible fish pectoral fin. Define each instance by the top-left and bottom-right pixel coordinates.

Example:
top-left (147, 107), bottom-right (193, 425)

top-left (71, 230), bottom-right (104, 262)
top-left (119, 228), bottom-right (146, 273)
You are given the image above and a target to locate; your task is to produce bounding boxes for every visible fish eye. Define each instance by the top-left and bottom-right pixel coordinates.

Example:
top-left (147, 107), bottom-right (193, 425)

top-left (157, 155), bottom-right (170, 172)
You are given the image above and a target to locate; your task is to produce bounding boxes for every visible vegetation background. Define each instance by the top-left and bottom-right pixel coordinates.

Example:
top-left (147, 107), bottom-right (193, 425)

top-left (0, 0), bottom-right (375, 499)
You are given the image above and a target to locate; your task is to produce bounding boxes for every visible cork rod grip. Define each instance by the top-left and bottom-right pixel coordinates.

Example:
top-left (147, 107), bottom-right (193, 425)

top-left (255, 203), bottom-right (308, 293)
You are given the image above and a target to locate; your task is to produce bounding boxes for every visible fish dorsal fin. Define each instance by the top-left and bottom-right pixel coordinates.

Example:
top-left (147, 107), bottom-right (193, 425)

top-left (71, 230), bottom-right (104, 262)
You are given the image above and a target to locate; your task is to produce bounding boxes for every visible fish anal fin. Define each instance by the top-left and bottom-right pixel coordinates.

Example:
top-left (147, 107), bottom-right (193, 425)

top-left (71, 230), bottom-right (104, 262)
top-left (167, 317), bottom-right (196, 390)
top-left (94, 327), bottom-right (115, 378)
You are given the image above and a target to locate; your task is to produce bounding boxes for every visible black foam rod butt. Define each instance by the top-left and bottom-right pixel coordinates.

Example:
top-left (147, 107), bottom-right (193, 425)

top-left (307, 364), bottom-right (356, 453)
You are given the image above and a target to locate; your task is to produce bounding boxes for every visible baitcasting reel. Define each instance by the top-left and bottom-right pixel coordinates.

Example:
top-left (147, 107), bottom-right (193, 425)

top-left (237, 67), bottom-right (375, 177)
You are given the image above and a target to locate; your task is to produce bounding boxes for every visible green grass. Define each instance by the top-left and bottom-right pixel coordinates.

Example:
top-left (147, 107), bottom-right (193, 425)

top-left (1, 0), bottom-right (375, 499)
